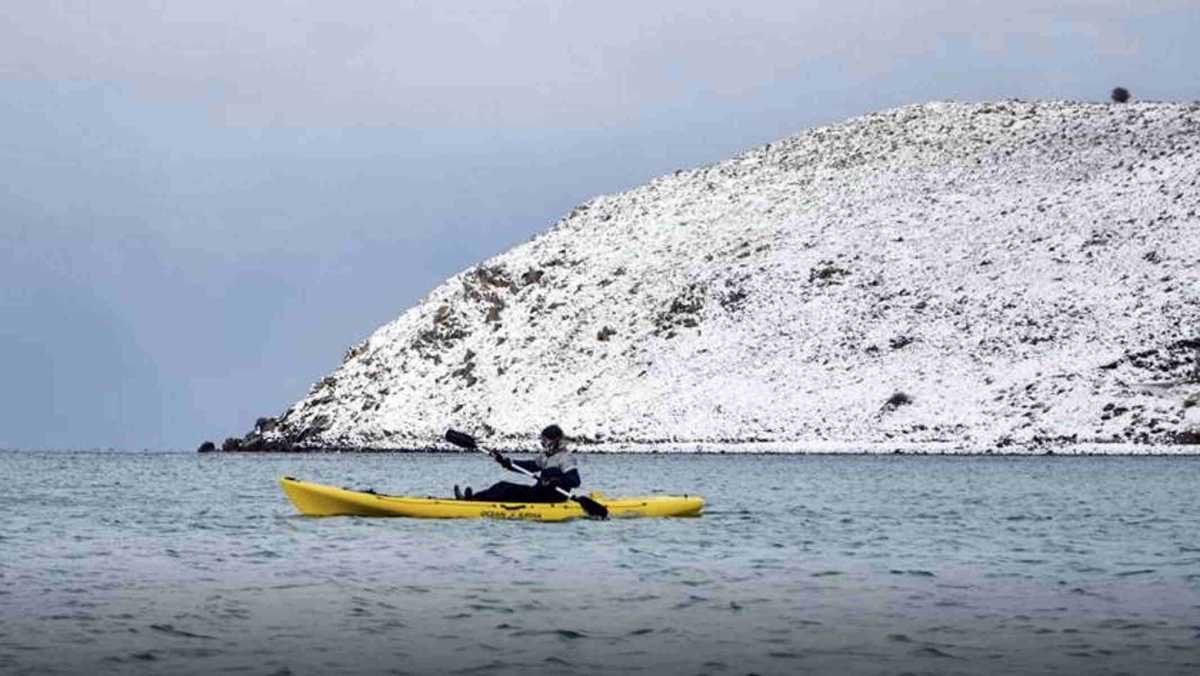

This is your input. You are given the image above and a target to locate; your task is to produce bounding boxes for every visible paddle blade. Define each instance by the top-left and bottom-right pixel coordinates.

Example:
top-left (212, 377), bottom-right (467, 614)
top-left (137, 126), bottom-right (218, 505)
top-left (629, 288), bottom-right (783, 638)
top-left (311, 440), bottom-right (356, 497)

top-left (572, 495), bottom-right (609, 520)
top-left (444, 429), bottom-right (477, 449)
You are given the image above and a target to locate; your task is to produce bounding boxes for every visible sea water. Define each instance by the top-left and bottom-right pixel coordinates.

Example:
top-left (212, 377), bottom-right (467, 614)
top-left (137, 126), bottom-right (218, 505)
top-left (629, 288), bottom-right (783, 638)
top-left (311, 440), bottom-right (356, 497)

top-left (1, 450), bottom-right (1197, 675)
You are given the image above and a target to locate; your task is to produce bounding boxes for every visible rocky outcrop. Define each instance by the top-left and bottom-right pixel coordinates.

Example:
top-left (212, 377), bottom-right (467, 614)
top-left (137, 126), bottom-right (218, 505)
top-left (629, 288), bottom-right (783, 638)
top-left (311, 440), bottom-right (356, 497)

top-left (215, 100), bottom-right (1200, 453)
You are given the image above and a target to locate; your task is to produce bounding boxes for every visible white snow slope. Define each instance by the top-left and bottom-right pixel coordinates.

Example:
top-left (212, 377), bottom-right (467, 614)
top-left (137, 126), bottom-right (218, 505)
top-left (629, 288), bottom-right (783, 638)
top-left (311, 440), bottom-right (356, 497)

top-left (247, 101), bottom-right (1200, 453)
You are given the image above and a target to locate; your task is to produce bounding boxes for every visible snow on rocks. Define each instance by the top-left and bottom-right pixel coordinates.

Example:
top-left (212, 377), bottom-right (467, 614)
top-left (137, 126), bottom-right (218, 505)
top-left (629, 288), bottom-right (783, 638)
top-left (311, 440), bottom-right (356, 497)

top-left (237, 100), bottom-right (1200, 453)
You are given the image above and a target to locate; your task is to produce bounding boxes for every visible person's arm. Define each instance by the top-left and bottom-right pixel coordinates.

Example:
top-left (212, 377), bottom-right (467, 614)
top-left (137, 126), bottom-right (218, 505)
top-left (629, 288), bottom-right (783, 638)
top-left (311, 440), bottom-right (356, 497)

top-left (539, 467), bottom-right (581, 491)
top-left (491, 452), bottom-right (539, 475)
top-left (513, 458), bottom-right (540, 474)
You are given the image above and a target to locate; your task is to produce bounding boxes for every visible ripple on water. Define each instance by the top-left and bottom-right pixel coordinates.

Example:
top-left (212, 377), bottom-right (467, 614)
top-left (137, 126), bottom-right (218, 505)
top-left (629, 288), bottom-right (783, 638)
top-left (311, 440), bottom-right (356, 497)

top-left (1114, 568), bottom-right (1157, 577)
top-left (672, 594), bottom-right (710, 610)
top-left (615, 593), bottom-right (659, 603)
top-left (450, 659), bottom-right (513, 675)
top-left (911, 646), bottom-right (961, 659)
top-left (890, 569), bottom-right (936, 577)
top-left (148, 624), bottom-right (215, 640)
top-left (766, 649), bottom-right (803, 659)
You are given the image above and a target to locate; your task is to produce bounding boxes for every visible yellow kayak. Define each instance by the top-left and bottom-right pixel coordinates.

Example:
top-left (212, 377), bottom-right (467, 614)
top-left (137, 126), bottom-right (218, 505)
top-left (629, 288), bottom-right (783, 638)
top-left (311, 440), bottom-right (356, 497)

top-left (280, 477), bottom-right (704, 521)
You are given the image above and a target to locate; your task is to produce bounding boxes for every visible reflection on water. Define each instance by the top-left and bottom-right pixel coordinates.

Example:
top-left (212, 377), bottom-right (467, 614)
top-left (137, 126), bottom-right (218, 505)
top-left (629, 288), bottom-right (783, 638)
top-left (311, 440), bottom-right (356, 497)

top-left (1, 451), bottom-right (1198, 675)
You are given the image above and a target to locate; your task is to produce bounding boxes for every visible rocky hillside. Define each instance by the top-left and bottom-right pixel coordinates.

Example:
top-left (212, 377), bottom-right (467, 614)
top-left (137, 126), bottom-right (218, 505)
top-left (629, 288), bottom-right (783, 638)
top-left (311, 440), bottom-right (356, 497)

top-left (219, 100), bottom-right (1200, 453)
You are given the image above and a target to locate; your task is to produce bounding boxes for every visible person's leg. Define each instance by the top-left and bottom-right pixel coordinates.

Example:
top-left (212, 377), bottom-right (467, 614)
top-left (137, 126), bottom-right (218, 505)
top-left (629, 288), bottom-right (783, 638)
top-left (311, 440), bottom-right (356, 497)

top-left (532, 485), bottom-right (567, 503)
top-left (460, 482), bottom-right (571, 503)
top-left (468, 481), bottom-right (536, 502)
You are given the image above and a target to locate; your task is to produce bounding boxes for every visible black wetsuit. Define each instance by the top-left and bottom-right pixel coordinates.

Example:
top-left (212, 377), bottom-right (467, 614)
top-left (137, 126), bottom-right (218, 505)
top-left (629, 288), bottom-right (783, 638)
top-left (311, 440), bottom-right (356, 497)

top-left (468, 449), bottom-right (581, 503)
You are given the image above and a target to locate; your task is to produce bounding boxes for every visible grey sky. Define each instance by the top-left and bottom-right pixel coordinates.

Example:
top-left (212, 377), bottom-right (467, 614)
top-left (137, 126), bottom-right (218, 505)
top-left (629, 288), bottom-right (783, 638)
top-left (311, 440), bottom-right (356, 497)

top-left (2, 1), bottom-right (1197, 450)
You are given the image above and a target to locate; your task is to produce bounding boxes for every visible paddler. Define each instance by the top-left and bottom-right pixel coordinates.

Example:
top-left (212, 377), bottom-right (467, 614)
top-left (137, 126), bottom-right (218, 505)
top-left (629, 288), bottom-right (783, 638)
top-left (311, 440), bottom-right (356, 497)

top-left (454, 424), bottom-right (580, 502)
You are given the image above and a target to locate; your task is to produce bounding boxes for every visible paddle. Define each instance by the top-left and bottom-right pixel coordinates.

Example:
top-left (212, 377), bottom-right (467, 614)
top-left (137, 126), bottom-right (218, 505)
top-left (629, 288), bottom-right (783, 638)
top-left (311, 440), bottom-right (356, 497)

top-left (444, 428), bottom-right (609, 519)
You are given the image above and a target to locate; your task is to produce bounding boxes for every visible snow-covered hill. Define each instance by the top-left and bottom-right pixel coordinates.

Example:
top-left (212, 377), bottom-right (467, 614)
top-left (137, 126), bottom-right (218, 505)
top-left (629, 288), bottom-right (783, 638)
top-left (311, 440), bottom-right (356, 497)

top-left (224, 101), bottom-right (1200, 453)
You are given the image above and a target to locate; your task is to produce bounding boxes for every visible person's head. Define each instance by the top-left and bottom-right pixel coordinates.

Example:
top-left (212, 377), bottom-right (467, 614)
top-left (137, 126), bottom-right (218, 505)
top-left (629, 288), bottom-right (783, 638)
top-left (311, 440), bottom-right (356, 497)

top-left (540, 424), bottom-right (564, 453)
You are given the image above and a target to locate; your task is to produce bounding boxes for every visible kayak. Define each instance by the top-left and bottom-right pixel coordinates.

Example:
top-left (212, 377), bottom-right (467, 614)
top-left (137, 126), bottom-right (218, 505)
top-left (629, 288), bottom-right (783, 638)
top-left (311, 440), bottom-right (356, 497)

top-left (279, 477), bottom-right (704, 521)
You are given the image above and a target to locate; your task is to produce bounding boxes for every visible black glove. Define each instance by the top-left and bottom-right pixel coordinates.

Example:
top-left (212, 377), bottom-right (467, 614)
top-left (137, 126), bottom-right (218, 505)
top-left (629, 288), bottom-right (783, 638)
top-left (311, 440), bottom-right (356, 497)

top-left (493, 452), bottom-right (514, 471)
top-left (540, 475), bottom-right (561, 489)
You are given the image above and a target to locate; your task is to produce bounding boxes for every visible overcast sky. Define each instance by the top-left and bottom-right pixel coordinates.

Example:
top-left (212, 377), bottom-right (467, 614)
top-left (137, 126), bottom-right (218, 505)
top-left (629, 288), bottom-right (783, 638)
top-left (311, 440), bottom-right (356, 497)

top-left (2, 1), bottom-right (1197, 450)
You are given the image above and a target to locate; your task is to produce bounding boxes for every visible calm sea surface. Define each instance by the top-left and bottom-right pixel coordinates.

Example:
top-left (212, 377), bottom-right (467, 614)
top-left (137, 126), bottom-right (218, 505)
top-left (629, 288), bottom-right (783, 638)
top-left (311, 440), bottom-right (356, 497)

top-left (1, 450), bottom-right (1198, 675)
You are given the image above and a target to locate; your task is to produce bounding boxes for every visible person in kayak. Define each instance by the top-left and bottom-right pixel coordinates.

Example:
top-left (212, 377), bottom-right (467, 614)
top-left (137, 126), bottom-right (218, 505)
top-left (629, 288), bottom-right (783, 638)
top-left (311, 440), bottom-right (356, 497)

top-left (454, 424), bottom-right (580, 503)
